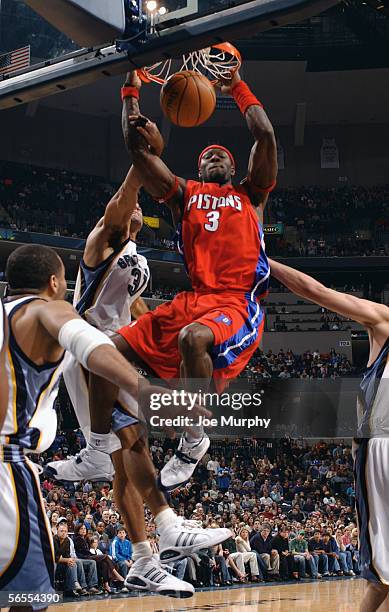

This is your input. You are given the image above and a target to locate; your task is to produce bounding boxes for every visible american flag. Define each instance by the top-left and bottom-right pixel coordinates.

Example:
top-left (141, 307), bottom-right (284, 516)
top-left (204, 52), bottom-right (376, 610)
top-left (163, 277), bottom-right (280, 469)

top-left (0, 45), bottom-right (30, 76)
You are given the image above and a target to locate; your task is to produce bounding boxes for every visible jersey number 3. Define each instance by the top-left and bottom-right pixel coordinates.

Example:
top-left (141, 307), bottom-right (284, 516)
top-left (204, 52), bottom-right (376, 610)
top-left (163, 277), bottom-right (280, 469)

top-left (128, 268), bottom-right (142, 296)
top-left (204, 211), bottom-right (220, 232)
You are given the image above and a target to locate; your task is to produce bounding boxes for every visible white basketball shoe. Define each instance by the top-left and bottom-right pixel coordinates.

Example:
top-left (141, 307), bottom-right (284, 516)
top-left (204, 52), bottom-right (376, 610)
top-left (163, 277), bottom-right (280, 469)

top-left (45, 443), bottom-right (115, 482)
top-left (124, 557), bottom-right (194, 598)
top-left (159, 516), bottom-right (232, 563)
top-left (158, 434), bottom-right (210, 491)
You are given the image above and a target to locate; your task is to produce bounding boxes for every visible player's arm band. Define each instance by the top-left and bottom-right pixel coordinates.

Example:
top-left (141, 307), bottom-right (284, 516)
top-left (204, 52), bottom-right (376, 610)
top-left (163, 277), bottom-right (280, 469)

top-left (121, 86), bottom-right (140, 101)
top-left (58, 318), bottom-right (115, 369)
top-left (231, 80), bottom-right (263, 115)
top-left (157, 175), bottom-right (180, 203)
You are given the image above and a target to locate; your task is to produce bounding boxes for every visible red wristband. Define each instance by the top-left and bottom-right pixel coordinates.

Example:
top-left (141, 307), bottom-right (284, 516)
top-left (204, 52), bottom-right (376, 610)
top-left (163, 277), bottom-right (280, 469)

top-left (231, 80), bottom-right (263, 115)
top-left (121, 86), bottom-right (139, 101)
top-left (157, 176), bottom-right (179, 204)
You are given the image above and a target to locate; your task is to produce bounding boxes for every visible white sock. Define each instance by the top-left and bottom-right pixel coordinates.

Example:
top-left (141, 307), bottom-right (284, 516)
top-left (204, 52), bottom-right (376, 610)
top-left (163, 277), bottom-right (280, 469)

top-left (155, 508), bottom-right (177, 532)
top-left (132, 541), bottom-right (152, 562)
top-left (185, 427), bottom-right (204, 443)
top-left (89, 432), bottom-right (113, 453)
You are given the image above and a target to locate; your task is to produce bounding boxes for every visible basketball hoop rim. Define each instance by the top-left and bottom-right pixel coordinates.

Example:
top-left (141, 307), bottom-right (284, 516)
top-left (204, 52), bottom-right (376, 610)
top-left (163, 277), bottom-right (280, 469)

top-left (137, 41), bottom-right (242, 86)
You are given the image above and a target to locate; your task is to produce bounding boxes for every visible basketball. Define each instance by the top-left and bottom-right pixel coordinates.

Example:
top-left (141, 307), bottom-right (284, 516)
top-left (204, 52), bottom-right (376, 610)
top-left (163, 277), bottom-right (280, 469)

top-left (160, 70), bottom-right (216, 128)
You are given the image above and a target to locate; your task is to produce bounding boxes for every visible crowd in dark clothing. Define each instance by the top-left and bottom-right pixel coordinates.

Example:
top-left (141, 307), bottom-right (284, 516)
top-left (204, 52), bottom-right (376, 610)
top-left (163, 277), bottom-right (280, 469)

top-left (241, 348), bottom-right (355, 382)
top-left (1, 161), bottom-right (388, 257)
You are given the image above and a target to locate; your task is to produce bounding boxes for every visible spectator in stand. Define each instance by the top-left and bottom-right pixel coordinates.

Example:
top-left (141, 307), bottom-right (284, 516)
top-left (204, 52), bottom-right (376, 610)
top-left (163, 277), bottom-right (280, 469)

top-left (250, 524), bottom-right (280, 580)
top-left (89, 536), bottom-right (127, 593)
top-left (334, 529), bottom-right (355, 576)
top-left (289, 531), bottom-right (318, 579)
top-left (110, 527), bottom-right (133, 579)
top-left (235, 527), bottom-right (262, 581)
top-left (105, 513), bottom-right (119, 540)
top-left (308, 530), bottom-right (330, 576)
top-left (222, 530), bottom-right (248, 583)
top-left (53, 522), bottom-right (100, 596)
top-left (94, 522), bottom-right (110, 554)
top-left (321, 532), bottom-right (342, 575)
top-left (271, 526), bottom-right (295, 581)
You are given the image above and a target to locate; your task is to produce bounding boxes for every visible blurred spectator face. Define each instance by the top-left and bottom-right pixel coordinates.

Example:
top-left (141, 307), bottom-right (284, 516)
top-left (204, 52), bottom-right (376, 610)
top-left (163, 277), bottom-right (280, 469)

top-left (261, 528), bottom-right (270, 540)
top-left (57, 523), bottom-right (68, 540)
top-left (97, 522), bottom-right (105, 534)
top-left (117, 528), bottom-right (126, 541)
top-left (90, 537), bottom-right (99, 550)
top-left (102, 511), bottom-right (110, 523)
top-left (78, 524), bottom-right (87, 537)
top-left (110, 514), bottom-right (118, 524)
top-left (240, 528), bottom-right (249, 540)
top-left (51, 512), bottom-right (59, 524)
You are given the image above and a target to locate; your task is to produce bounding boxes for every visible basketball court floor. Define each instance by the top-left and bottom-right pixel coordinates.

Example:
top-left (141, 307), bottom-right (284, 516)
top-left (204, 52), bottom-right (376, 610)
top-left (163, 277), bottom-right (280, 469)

top-left (45, 578), bottom-right (365, 612)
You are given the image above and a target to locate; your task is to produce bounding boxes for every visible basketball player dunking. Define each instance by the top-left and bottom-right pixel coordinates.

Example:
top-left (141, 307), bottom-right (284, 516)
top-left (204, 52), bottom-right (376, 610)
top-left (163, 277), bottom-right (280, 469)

top-left (43, 160), bottom-right (232, 595)
top-left (109, 68), bottom-right (278, 491)
top-left (269, 258), bottom-right (389, 612)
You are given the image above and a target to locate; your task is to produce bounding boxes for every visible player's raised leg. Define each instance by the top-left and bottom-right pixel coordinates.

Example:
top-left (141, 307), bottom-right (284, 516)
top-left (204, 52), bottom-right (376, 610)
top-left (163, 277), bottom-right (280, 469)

top-left (158, 322), bottom-right (213, 491)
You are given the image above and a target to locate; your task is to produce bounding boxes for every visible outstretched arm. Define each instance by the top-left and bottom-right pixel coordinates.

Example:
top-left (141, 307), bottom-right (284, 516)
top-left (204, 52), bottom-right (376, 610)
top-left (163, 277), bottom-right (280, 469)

top-left (219, 71), bottom-right (277, 222)
top-left (121, 71), bottom-right (185, 222)
top-left (269, 258), bottom-right (389, 328)
top-left (100, 165), bottom-right (142, 235)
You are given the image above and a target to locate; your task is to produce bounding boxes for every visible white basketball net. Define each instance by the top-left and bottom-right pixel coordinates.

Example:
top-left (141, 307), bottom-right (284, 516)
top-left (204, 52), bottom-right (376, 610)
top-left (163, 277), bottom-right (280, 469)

top-left (140, 45), bottom-right (241, 84)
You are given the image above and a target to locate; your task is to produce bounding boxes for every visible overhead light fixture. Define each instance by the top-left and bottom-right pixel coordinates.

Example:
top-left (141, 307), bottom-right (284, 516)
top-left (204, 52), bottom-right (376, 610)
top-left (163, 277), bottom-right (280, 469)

top-left (146, 0), bottom-right (157, 11)
top-left (158, 6), bottom-right (167, 15)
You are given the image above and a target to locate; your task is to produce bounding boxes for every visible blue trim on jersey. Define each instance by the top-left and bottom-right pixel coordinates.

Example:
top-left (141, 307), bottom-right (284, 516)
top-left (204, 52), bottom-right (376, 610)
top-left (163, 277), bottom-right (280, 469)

top-left (353, 439), bottom-right (382, 583)
top-left (76, 237), bottom-right (131, 317)
top-left (358, 337), bottom-right (389, 436)
top-left (211, 293), bottom-right (264, 370)
top-left (252, 222), bottom-right (270, 299)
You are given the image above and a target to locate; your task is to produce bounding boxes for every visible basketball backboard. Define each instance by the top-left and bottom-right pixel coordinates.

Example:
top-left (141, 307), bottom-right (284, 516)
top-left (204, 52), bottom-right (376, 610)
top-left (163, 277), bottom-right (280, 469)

top-left (0, 0), bottom-right (341, 110)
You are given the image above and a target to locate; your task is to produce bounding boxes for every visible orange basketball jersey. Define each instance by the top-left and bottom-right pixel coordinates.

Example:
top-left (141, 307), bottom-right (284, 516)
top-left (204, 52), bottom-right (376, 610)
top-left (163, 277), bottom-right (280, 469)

top-left (176, 180), bottom-right (270, 298)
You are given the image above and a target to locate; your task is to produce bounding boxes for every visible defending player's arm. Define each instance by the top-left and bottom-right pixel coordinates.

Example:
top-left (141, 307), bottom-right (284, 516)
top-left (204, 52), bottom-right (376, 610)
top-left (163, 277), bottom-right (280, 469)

top-left (130, 297), bottom-right (149, 320)
top-left (269, 258), bottom-right (389, 328)
top-left (121, 71), bottom-right (185, 224)
top-left (219, 70), bottom-right (277, 220)
top-left (100, 165), bottom-right (142, 235)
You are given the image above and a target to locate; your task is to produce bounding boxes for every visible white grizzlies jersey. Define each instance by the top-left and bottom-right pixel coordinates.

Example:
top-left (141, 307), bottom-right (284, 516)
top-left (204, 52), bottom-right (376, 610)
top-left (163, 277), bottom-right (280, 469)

top-left (74, 237), bottom-right (150, 335)
top-left (0, 296), bottom-right (64, 454)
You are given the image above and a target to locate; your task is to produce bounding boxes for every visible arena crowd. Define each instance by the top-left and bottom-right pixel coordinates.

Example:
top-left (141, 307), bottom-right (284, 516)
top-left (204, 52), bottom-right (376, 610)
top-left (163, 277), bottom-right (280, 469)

top-left (34, 434), bottom-right (358, 597)
top-left (1, 161), bottom-right (388, 258)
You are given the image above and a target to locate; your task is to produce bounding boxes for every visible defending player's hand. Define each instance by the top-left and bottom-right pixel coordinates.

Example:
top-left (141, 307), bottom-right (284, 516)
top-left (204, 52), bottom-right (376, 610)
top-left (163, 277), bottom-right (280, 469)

top-left (216, 69), bottom-right (241, 96)
top-left (124, 70), bottom-right (142, 90)
top-left (128, 114), bottom-right (165, 157)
